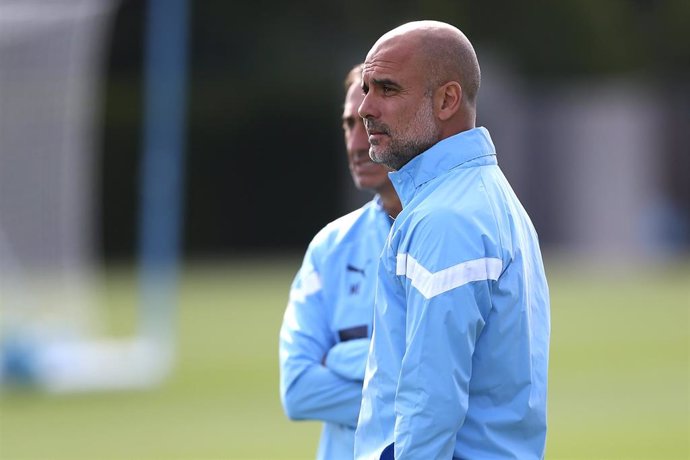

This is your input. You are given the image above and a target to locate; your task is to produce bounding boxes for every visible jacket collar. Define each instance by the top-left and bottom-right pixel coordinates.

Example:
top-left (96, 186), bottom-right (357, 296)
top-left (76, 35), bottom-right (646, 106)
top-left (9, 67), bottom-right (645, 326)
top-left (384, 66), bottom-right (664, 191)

top-left (388, 127), bottom-right (496, 207)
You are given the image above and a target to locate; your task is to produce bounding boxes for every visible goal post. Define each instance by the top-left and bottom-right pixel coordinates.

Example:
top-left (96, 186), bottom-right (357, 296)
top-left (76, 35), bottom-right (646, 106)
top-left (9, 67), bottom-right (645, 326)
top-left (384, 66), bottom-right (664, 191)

top-left (0, 0), bottom-right (189, 393)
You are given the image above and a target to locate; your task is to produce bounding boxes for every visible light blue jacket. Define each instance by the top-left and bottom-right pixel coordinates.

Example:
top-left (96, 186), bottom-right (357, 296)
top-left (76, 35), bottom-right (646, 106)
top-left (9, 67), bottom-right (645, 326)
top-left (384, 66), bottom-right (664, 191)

top-left (280, 198), bottom-right (393, 460)
top-left (355, 128), bottom-right (550, 460)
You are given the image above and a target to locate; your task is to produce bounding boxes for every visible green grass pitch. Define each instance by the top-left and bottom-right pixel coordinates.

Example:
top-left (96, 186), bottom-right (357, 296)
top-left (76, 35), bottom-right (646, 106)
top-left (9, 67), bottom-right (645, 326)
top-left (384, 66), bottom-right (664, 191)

top-left (1, 256), bottom-right (688, 459)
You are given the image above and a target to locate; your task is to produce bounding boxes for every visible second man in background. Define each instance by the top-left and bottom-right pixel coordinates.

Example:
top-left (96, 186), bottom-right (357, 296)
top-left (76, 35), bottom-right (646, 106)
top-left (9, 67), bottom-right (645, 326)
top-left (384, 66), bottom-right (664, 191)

top-left (279, 64), bottom-right (401, 460)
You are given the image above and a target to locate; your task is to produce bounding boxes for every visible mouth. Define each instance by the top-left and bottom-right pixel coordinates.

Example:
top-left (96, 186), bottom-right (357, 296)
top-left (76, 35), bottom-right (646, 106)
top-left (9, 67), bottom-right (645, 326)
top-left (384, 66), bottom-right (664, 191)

top-left (365, 121), bottom-right (389, 138)
top-left (352, 161), bottom-right (383, 178)
top-left (351, 151), bottom-right (372, 165)
top-left (350, 151), bottom-right (380, 171)
top-left (367, 131), bottom-right (388, 145)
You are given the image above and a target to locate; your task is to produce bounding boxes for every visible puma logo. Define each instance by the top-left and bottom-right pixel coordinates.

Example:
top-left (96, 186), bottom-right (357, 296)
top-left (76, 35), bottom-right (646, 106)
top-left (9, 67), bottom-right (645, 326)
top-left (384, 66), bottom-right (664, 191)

top-left (346, 264), bottom-right (366, 276)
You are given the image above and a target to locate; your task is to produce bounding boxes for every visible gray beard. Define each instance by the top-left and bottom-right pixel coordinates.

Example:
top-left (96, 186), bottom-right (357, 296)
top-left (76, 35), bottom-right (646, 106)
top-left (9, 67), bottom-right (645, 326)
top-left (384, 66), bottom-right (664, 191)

top-left (369, 99), bottom-right (440, 171)
top-left (371, 136), bottom-right (437, 171)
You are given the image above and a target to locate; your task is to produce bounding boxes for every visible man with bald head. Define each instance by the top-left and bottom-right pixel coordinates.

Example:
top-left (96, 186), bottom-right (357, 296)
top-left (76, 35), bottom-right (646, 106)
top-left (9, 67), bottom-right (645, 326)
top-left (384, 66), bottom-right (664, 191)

top-left (354, 21), bottom-right (550, 459)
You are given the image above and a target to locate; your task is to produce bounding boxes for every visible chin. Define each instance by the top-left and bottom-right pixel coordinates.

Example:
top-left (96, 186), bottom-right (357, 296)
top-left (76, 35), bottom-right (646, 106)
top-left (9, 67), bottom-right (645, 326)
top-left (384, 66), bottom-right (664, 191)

top-left (354, 179), bottom-right (369, 190)
top-left (353, 179), bottom-right (371, 191)
top-left (369, 151), bottom-right (383, 164)
top-left (371, 149), bottom-right (394, 167)
top-left (356, 178), bottom-right (385, 192)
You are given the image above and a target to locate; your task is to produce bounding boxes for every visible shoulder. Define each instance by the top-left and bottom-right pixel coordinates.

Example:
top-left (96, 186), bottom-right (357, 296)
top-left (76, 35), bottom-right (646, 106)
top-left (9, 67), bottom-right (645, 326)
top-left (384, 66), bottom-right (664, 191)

top-left (411, 192), bottom-right (493, 236)
top-left (400, 187), bottom-right (502, 269)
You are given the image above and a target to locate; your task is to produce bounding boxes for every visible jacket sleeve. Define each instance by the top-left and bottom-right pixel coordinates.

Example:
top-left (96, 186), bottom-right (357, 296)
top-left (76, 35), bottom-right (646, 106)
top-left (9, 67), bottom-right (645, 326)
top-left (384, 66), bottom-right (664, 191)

top-left (324, 337), bottom-right (370, 381)
top-left (279, 247), bottom-right (363, 428)
top-left (392, 211), bottom-right (500, 458)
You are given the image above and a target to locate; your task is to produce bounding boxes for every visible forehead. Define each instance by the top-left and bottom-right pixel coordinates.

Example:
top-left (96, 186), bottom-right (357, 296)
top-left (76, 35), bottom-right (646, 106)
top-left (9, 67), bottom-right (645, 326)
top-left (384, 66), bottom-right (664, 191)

top-left (343, 82), bottom-right (364, 115)
top-left (362, 39), bottom-right (422, 84)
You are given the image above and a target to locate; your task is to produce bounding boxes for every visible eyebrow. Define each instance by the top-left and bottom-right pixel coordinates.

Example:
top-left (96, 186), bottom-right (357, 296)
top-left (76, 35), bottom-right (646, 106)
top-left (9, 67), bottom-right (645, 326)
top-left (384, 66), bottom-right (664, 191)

top-left (372, 78), bottom-right (401, 89)
top-left (362, 77), bottom-right (402, 94)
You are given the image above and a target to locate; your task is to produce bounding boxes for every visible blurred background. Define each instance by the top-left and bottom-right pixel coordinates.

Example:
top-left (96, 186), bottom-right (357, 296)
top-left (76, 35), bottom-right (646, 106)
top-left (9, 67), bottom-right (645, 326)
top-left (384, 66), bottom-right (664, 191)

top-left (1, 0), bottom-right (688, 459)
top-left (100, 0), bottom-right (690, 260)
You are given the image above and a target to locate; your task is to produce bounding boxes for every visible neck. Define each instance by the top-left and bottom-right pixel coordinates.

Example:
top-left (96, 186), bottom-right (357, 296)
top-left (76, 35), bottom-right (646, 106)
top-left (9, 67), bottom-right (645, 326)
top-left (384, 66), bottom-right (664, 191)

top-left (378, 184), bottom-right (402, 218)
top-left (439, 108), bottom-right (476, 139)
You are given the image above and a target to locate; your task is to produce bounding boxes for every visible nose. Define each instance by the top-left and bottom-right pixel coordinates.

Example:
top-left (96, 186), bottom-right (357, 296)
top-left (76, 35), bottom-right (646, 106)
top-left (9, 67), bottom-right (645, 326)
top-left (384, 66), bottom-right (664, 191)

top-left (347, 118), bottom-right (369, 153)
top-left (358, 92), bottom-right (377, 120)
top-left (353, 119), bottom-right (369, 151)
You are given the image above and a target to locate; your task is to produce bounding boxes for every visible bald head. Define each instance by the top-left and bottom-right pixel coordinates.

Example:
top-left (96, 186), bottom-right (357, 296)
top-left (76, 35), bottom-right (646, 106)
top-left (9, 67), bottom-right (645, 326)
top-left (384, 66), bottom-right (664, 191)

top-left (359, 21), bottom-right (481, 169)
top-left (367, 20), bottom-right (480, 108)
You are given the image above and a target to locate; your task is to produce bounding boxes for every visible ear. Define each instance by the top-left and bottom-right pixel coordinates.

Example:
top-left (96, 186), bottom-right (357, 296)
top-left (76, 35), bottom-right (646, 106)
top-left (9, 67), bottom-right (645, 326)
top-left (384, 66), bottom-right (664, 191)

top-left (434, 81), bottom-right (462, 121)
